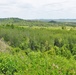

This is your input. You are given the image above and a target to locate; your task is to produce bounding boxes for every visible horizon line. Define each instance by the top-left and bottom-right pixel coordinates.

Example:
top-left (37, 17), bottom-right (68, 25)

top-left (0, 17), bottom-right (76, 20)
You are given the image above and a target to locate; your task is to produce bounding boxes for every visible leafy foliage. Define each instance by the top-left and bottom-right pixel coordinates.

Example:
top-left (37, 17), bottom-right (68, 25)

top-left (0, 22), bottom-right (76, 75)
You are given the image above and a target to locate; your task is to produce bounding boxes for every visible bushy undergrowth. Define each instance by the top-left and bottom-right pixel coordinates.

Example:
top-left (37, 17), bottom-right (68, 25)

top-left (0, 25), bottom-right (76, 75)
top-left (0, 50), bottom-right (76, 75)
top-left (0, 26), bottom-right (76, 57)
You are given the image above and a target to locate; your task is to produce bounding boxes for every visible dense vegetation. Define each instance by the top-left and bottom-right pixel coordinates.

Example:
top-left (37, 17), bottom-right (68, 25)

top-left (0, 19), bottom-right (76, 75)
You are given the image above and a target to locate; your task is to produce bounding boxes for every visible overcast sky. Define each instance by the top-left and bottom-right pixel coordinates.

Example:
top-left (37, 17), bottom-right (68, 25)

top-left (0, 0), bottom-right (76, 19)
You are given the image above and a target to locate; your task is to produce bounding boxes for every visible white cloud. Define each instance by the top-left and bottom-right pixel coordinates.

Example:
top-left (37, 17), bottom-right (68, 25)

top-left (0, 0), bottom-right (76, 19)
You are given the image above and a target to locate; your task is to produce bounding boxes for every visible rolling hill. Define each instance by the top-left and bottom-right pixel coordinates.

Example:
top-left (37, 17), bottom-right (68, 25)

top-left (0, 18), bottom-right (76, 26)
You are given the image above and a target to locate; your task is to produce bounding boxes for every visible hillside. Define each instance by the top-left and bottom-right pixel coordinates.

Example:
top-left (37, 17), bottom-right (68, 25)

top-left (0, 18), bottom-right (46, 26)
top-left (0, 18), bottom-right (76, 26)
top-left (39, 19), bottom-right (76, 22)
top-left (0, 25), bottom-right (76, 75)
top-left (0, 18), bottom-right (25, 25)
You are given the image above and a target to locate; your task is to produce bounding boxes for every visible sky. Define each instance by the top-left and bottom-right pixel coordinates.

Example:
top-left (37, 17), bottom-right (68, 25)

top-left (0, 0), bottom-right (76, 19)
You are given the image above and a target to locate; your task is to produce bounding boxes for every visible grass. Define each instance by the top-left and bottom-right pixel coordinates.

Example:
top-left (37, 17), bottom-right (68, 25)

top-left (19, 25), bottom-right (76, 30)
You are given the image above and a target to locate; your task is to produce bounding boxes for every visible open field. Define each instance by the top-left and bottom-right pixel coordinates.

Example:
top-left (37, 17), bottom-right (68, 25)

top-left (19, 25), bottom-right (76, 30)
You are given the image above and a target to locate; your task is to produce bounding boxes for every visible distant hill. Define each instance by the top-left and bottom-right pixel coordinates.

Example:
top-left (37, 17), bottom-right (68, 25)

top-left (0, 18), bottom-right (76, 23)
top-left (0, 18), bottom-right (46, 26)
top-left (0, 18), bottom-right (76, 26)
top-left (0, 18), bottom-right (24, 22)
top-left (38, 19), bottom-right (76, 22)
top-left (0, 18), bottom-right (25, 24)
top-left (0, 18), bottom-right (37, 25)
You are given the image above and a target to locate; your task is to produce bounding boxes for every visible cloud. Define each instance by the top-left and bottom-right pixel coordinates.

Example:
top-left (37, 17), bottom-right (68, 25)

top-left (0, 0), bottom-right (16, 6)
top-left (42, 0), bottom-right (76, 11)
top-left (0, 0), bottom-right (76, 19)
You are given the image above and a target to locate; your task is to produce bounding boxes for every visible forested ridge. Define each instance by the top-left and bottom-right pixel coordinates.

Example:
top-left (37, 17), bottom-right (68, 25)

top-left (0, 18), bottom-right (76, 26)
top-left (0, 19), bottom-right (76, 75)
